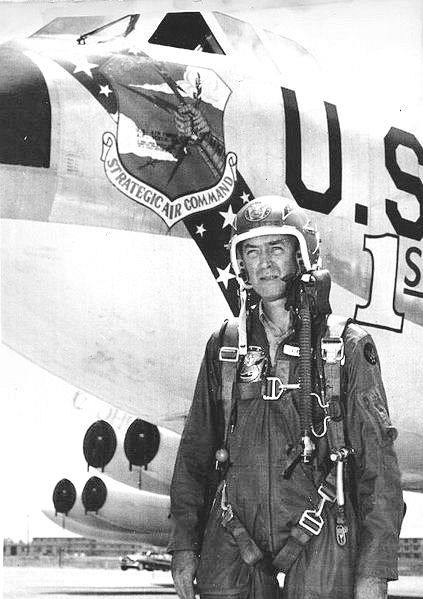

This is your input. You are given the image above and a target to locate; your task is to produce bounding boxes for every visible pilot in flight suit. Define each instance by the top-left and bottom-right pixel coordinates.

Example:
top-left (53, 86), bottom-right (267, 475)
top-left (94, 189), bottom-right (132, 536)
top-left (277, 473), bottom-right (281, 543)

top-left (169, 196), bottom-right (403, 599)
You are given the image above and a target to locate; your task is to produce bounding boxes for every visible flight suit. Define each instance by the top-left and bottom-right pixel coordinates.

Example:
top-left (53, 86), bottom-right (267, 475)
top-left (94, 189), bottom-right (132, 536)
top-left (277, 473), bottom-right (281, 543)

top-left (169, 307), bottom-right (403, 599)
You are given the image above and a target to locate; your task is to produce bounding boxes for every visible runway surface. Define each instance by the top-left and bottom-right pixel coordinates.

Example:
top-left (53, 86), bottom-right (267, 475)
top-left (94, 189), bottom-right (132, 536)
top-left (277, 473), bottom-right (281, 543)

top-left (3, 567), bottom-right (423, 598)
top-left (3, 567), bottom-right (176, 599)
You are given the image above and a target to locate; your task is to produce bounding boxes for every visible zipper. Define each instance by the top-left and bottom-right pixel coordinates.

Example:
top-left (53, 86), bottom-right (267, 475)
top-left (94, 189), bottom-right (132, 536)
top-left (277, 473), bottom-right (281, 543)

top-left (267, 400), bottom-right (275, 553)
top-left (266, 333), bottom-right (298, 553)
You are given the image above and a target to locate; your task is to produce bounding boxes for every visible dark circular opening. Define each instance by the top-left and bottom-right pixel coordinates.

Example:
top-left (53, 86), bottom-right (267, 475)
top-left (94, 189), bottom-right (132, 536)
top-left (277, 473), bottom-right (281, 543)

top-left (52, 478), bottom-right (77, 515)
top-left (83, 420), bottom-right (117, 469)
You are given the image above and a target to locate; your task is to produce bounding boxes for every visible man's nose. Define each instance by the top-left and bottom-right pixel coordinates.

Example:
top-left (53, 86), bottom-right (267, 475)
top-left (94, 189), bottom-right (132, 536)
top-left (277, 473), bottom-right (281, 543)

top-left (259, 250), bottom-right (272, 267)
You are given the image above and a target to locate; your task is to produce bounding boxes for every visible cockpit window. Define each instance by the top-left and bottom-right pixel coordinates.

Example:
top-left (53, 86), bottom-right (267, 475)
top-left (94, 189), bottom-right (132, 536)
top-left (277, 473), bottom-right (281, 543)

top-left (213, 12), bottom-right (268, 62)
top-left (31, 15), bottom-right (139, 43)
top-left (263, 29), bottom-right (323, 91)
top-left (31, 16), bottom-right (115, 37)
top-left (148, 12), bottom-right (225, 54)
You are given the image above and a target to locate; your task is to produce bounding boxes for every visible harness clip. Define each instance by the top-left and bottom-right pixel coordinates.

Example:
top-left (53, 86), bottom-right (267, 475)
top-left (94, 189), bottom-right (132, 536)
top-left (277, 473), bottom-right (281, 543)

top-left (299, 484), bottom-right (336, 536)
top-left (263, 377), bottom-right (300, 400)
top-left (219, 346), bottom-right (239, 362)
top-left (220, 481), bottom-right (234, 525)
top-left (221, 504), bottom-right (234, 526)
top-left (321, 337), bottom-right (345, 365)
top-left (336, 523), bottom-right (348, 546)
top-left (299, 510), bottom-right (324, 536)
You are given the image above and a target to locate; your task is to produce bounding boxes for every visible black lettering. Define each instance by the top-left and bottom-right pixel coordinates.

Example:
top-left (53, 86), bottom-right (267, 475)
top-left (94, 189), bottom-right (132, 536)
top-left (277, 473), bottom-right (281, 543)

top-left (136, 185), bottom-right (145, 199)
top-left (121, 177), bottom-right (131, 191)
top-left (405, 246), bottom-right (422, 288)
top-left (129, 181), bottom-right (139, 195)
top-left (197, 194), bottom-right (208, 208)
top-left (162, 202), bottom-right (170, 217)
top-left (109, 161), bottom-right (122, 174)
top-left (282, 87), bottom-right (342, 214)
top-left (385, 127), bottom-right (423, 241)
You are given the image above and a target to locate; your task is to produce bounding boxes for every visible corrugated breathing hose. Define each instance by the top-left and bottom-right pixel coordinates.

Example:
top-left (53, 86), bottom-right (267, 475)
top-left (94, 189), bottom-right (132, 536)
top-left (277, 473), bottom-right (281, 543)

top-left (298, 287), bottom-right (314, 462)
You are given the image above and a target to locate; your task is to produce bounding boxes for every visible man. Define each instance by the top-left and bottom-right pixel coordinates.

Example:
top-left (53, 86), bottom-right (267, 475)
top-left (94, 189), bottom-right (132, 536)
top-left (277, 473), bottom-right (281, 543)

top-left (169, 196), bottom-right (403, 599)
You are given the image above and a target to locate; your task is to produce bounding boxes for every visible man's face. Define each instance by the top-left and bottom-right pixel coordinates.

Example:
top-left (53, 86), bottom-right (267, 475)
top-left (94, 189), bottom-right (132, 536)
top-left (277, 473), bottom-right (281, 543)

top-left (240, 234), bottom-right (298, 302)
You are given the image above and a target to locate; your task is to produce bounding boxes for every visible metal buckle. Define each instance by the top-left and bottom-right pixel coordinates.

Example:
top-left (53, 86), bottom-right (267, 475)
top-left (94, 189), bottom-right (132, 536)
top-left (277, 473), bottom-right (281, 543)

top-left (321, 337), bottom-right (345, 365)
top-left (299, 484), bottom-right (336, 536)
top-left (299, 510), bottom-right (324, 535)
top-left (219, 346), bottom-right (239, 362)
top-left (317, 483), bottom-right (336, 504)
top-left (263, 376), bottom-right (300, 400)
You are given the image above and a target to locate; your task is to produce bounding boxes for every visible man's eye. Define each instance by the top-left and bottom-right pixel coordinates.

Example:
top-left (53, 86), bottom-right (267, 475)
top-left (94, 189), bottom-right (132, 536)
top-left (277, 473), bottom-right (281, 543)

top-left (272, 246), bottom-right (284, 254)
top-left (246, 249), bottom-right (258, 257)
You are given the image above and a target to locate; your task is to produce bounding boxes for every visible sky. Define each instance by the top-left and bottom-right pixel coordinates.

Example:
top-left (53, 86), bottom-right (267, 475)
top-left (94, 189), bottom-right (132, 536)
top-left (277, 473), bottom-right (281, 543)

top-left (1, 0), bottom-right (423, 543)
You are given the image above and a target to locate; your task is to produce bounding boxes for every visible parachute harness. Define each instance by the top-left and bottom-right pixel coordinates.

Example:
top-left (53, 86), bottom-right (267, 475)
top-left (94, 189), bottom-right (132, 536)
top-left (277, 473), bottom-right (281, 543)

top-left (216, 196), bottom-right (355, 566)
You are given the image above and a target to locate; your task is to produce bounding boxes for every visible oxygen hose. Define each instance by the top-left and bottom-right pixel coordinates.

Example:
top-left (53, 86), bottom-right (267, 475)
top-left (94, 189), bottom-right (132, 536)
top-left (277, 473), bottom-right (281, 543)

top-left (298, 287), bottom-right (314, 462)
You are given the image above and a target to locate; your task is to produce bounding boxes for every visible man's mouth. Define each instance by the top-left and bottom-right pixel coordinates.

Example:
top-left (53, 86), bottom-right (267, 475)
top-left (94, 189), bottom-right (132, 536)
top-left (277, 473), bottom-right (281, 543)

top-left (259, 273), bottom-right (280, 281)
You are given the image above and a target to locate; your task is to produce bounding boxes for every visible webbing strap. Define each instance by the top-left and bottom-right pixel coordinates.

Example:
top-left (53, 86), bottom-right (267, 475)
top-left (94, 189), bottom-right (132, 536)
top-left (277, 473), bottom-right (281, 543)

top-left (218, 316), bottom-right (350, 573)
top-left (325, 363), bottom-right (345, 451)
top-left (273, 316), bottom-right (349, 573)
top-left (222, 513), bottom-right (264, 566)
top-left (272, 526), bottom-right (310, 573)
top-left (273, 480), bottom-right (337, 573)
top-left (221, 362), bottom-right (236, 445)
top-left (219, 320), bottom-right (239, 446)
top-left (324, 315), bottom-right (349, 453)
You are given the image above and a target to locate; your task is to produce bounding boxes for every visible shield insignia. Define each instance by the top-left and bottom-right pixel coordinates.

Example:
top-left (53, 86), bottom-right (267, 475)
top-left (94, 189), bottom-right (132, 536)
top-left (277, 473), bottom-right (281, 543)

top-left (100, 52), bottom-right (237, 227)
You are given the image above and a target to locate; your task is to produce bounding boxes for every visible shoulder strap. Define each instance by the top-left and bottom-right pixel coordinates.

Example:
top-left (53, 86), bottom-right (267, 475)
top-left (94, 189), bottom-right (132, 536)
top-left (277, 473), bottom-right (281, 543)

top-left (322, 315), bottom-right (353, 546)
top-left (326, 314), bottom-right (349, 338)
top-left (218, 319), bottom-right (239, 447)
top-left (322, 315), bottom-right (349, 453)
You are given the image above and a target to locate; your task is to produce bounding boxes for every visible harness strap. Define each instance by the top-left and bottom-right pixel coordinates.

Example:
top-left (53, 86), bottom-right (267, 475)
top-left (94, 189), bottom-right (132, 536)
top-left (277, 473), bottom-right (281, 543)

top-left (222, 512), bottom-right (264, 566)
top-left (218, 319), bottom-right (240, 448)
top-left (217, 315), bottom-right (351, 572)
top-left (272, 525), bottom-right (311, 573)
top-left (272, 479), bottom-right (337, 572)
top-left (323, 315), bottom-right (349, 455)
top-left (272, 317), bottom-right (350, 571)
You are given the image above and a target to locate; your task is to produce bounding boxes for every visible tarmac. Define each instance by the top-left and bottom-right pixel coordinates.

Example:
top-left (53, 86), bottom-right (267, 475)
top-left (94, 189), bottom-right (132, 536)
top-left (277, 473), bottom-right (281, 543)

top-left (3, 566), bottom-right (423, 598)
top-left (3, 567), bottom-right (176, 599)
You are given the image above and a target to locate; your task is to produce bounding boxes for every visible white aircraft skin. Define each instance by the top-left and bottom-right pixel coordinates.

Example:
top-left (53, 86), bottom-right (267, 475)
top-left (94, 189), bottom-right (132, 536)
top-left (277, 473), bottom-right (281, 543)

top-left (54, 471), bottom-right (171, 536)
top-left (54, 390), bottom-right (179, 493)
top-left (43, 509), bottom-right (169, 545)
top-left (1, 10), bottom-right (423, 543)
